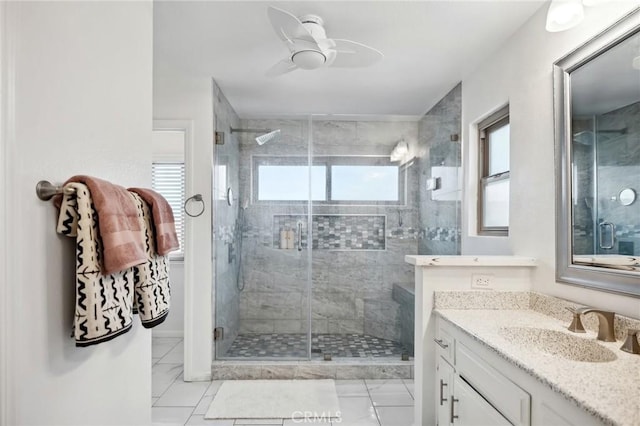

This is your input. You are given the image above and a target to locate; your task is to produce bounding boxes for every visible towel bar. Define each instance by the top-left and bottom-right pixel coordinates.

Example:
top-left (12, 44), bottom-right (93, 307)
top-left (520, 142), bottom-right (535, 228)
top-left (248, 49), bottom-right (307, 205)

top-left (35, 180), bottom-right (75, 201)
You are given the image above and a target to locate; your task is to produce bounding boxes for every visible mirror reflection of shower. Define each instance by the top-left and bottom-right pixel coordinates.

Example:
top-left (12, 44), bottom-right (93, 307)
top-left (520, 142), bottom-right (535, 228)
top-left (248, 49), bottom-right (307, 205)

top-left (230, 127), bottom-right (282, 145)
top-left (572, 120), bottom-right (631, 255)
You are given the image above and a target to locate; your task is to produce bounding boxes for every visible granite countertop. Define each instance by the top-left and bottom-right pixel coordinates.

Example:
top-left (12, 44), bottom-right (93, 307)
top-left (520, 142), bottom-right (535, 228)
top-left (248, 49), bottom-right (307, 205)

top-left (435, 308), bottom-right (640, 426)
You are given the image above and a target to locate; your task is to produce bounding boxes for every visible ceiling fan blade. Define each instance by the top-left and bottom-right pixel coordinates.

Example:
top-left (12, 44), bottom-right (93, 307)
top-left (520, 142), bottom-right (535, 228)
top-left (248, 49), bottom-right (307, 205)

top-left (317, 38), bottom-right (336, 51)
top-left (267, 6), bottom-right (316, 45)
top-left (325, 49), bottom-right (337, 67)
top-left (266, 58), bottom-right (298, 77)
top-left (328, 39), bottom-right (383, 68)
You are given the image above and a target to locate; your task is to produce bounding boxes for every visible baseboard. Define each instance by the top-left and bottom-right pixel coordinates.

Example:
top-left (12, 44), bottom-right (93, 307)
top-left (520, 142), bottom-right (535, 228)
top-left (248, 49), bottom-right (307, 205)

top-left (184, 371), bottom-right (213, 382)
top-left (152, 330), bottom-right (184, 338)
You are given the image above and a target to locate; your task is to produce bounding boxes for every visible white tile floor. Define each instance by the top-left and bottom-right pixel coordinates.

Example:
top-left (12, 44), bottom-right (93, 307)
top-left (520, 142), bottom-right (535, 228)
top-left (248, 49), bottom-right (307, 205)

top-left (152, 337), bottom-right (414, 426)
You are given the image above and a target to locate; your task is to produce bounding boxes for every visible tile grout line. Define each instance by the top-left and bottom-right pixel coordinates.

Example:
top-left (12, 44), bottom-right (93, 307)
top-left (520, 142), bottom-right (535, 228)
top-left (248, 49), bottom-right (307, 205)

top-left (153, 340), bottom-right (187, 409)
top-left (152, 369), bottom-right (182, 404)
top-left (153, 337), bottom-right (183, 359)
top-left (154, 338), bottom-right (185, 365)
top-left (402, 379), bottom-right (414, 401)
top-left (183, 380), bottom-right (223, 425)
top-left (364, 379), bottom-right (383, 426)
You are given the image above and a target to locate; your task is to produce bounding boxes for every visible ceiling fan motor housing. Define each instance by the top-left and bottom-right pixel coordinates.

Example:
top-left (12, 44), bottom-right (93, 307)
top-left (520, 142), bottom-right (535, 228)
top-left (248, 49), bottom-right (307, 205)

top-left (299, 14), bottom-right (327, 41)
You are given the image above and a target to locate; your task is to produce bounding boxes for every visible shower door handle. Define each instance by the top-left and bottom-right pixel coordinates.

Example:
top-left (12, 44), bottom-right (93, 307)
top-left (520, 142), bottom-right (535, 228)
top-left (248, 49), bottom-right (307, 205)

top-left (599, 221), bottom-right (615, 250)
top-left (297, 222), bottom-right (303, 251)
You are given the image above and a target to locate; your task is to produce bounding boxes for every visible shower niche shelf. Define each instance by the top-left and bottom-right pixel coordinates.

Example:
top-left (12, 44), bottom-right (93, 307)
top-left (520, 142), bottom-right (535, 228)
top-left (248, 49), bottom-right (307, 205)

top-left (272, 214), bottom-right (386, 251)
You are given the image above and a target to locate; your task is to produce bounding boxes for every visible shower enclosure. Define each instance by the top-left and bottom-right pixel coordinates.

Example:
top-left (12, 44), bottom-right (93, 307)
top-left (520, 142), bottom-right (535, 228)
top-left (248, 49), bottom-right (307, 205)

top-left (571, 102), bottom-right (640, 258)
top-left (213, 116), bottom-right (418, 361)
top-left (211, 84), bottom-right (462, 364)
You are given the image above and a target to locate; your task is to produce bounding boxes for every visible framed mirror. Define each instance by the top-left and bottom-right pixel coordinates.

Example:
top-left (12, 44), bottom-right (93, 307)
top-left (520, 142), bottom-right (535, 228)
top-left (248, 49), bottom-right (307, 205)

top-left (554, 8), bottom-right (640, 297)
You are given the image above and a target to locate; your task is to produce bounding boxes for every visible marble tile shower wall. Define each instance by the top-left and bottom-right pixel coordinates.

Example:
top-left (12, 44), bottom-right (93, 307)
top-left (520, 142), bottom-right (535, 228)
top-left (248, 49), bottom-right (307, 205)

top-left (417, 84), bottom-right (462, 256)
top-left (234, 118), bottom-right (420, 345)
top-left (212, 81), bottom-right (242, 357)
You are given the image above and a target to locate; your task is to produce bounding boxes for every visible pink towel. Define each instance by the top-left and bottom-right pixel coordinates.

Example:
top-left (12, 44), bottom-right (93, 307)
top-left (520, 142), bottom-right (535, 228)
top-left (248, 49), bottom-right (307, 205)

top-left (128, 187), bottom-right (180, 255)
top-left (62, 175), bottom-right (147, 274)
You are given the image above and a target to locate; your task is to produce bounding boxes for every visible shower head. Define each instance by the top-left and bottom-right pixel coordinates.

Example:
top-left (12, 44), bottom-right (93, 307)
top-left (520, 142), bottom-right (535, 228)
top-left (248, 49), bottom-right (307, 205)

top-left (230, 127), bottom-right (281, 145)
top-left (255, 129), bottom-right (281, 145)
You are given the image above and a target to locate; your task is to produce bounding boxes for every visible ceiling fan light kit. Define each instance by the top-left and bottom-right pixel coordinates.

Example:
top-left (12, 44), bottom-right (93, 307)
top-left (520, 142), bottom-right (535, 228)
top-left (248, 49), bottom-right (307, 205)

top-left (266, 5), bottom-right (383, 76)
top-left (292, 50), bottom-right (326, 69)
top-left (545, 0), bottom-right (585, 32)
top-left (544, 0), bottom-right (620, 33)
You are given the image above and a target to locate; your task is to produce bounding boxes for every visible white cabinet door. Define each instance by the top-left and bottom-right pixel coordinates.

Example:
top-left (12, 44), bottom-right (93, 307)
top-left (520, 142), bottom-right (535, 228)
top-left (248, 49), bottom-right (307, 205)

top-left (436, 357), bottom-right (455, 426)
top-left (453, 375), bottom-right (511, 426)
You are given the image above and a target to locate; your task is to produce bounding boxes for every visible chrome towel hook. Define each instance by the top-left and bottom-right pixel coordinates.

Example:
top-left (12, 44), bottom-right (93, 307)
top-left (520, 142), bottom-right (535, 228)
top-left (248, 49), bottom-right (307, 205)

top-left (184, 194), bottom-right (205, 217)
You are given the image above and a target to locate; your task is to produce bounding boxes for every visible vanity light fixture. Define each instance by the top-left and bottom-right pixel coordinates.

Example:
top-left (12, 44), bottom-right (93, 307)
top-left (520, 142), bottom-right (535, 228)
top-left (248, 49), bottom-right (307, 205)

top-left (390, 139), bottom-right (409, 163)
top-left (545, 0), bottom-right (585, 32)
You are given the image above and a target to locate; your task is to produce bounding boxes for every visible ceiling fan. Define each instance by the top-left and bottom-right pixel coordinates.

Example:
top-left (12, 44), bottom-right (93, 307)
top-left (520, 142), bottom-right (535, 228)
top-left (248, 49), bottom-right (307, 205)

top-left (265, 5), bottom-right (383, 77)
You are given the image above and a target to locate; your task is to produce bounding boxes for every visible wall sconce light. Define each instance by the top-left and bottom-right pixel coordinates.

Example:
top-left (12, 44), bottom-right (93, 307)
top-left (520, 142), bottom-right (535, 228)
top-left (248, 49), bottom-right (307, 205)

top-left (545, 0), bottom-right (585, 32)
top-left (390, 139), bottom-right (409, 163)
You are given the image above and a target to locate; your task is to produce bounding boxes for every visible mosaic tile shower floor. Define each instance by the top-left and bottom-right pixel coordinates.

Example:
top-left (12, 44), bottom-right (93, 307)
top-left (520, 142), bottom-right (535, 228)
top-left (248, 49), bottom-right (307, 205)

top-left (223, 333), bottom-right (407, 359)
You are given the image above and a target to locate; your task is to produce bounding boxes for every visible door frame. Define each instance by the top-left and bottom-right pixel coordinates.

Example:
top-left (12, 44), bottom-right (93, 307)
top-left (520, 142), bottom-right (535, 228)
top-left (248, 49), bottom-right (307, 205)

top-left (0, 2), bottom-right (16, 424)
top-left (152, 119), bottom-right (205, 380)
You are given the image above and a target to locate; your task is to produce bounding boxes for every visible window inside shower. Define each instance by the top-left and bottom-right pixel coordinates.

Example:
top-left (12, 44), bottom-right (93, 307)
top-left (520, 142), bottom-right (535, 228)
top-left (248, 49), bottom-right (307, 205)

top-left (253, 155), bottom-right (405, 205)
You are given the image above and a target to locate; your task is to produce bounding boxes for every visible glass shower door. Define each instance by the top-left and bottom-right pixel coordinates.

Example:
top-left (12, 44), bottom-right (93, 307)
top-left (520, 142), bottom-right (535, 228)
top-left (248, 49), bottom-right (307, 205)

top-left (213, 117), bottom-right (313, 360)
top-left (593, 116), bottom-right (639, 256)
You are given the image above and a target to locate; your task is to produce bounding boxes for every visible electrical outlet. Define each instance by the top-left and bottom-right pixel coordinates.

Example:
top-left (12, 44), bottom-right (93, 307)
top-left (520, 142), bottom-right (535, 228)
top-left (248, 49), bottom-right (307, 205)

top-left (471, 274), bottom-right (493, 289)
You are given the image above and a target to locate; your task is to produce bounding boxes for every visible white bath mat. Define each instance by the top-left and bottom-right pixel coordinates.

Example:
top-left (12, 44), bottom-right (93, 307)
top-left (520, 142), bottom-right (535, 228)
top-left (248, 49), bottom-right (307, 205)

top-left (205, 379), bottom-right (340, 420)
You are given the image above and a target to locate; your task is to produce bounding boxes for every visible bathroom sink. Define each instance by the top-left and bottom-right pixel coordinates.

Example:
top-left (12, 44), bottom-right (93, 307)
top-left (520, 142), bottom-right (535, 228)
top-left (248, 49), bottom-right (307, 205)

top-left (498, 327), bottom-right (617, 362)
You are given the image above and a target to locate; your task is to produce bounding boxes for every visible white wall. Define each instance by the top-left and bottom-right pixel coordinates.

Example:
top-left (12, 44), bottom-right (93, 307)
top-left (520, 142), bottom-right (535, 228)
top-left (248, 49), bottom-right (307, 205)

top-left (0, 3), bottom-right (10, 423)
top-left (153, 76), bottom-right (213, 380)
top-left (461, 2), bottom-right (640, 318)
top-left (2, 2), bottom-right (153, 424)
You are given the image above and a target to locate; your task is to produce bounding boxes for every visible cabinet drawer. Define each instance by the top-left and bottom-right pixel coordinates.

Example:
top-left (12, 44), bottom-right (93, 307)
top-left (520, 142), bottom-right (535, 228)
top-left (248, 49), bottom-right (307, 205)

top-left (435, 319), bottom-right (455, 364)
top-left (456, 341), bottom-right (531, 426)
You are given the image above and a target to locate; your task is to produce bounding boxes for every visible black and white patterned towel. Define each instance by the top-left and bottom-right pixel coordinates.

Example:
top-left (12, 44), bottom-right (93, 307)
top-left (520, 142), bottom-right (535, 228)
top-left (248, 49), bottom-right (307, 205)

top-left (57, 182), bottom-right (170, 347)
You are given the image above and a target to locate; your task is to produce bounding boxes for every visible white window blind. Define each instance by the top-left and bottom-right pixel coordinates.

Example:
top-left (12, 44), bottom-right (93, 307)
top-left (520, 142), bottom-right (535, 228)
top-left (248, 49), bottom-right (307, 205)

top-left (152, 162), bottom-right (185, 256)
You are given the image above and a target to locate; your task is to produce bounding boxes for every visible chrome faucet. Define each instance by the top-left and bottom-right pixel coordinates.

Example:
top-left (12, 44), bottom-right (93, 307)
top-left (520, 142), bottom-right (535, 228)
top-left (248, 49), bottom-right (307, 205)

top-left (566, 306), bottom-right (616, 342)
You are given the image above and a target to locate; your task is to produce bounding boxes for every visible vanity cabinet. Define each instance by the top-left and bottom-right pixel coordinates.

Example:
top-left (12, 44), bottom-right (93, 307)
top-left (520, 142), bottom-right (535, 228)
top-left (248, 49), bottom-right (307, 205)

top-left (435, 318), bottom-right (524, 426)
top-left (435, 355), bottom-right (454, 426)
top-left (453, 375), bottom-right (512, 426)
top-left (435, 316), bottom-right (605, 426)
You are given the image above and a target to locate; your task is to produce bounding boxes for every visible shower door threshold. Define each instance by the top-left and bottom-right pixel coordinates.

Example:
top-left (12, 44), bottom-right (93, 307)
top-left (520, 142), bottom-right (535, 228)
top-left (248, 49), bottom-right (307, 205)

top-left (210, 358), bottom-right (413, 380)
